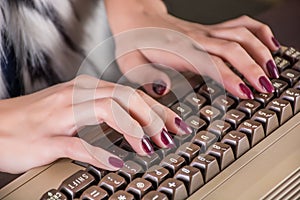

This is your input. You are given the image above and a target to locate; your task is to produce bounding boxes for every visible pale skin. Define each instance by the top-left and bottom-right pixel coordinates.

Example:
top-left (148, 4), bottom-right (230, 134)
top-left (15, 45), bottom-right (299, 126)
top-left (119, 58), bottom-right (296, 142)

top-left (0, 0), bottom-right (280, 174)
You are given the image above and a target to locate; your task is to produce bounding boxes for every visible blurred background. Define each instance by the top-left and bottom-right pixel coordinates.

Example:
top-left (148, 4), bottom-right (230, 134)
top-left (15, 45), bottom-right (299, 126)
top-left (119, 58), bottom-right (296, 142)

top-left (164, 0), bottom-right (300, 48)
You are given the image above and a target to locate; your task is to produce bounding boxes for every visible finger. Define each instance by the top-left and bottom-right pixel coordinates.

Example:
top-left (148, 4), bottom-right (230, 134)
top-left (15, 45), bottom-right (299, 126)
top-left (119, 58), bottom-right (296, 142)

top-left (193, 36), bottom-right (273, 93)
top-left (73, 97), bottom-right (154, 155)
top-left (49, 137), bottom-right (124, 170)
top-left (210, 56), bottom-right (254, 99)
top-left (136, 89), bottom-right (193, 136)
top-left (209, 26), bottom-right (279, 78)
top-left (117, 50), bottom-right (171, 97)
top-left (214, 15), bottom-right (280, 51)
top-left (74, 85), bottom-right (168, 136)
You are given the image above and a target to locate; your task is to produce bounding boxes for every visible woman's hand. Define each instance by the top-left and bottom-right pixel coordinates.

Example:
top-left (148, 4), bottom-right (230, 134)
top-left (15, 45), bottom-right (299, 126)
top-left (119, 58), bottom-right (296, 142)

top-left (0, 75), bottom-right (189, 174)
top-left (105, 0), bottom-right (280, 99)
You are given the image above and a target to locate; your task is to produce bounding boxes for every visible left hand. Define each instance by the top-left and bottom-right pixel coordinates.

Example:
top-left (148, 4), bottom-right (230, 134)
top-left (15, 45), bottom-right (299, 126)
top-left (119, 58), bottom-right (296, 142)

top-left (105, 0), bottom-right (279, 99)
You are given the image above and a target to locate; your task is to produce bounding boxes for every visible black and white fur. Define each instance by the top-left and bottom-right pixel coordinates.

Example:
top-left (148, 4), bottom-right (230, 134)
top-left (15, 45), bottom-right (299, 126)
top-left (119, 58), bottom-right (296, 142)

top-left (0, 0), bottom-right (102, 99)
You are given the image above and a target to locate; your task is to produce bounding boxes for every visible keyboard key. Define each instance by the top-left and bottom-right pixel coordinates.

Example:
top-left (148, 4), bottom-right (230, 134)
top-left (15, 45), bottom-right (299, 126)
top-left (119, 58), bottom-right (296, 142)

top-left (87, 167), bottom-right (108, 183)
top-left (184, 115), bottom-right (207, 133)
top-left (80, 186), bottom-right (109, 200)
top-left (107, 145), bottom-right (131, 161)
top-left (109, 190), bottom-right (134, 200)
top-left (237, 100), bottom-right (261, 118)
top-left (118, 161), bottom-right (143, 182)
top-left (173, 132), bottom-right (193, 146)
top-left (160, 153), bottom-right (186, 176)
top-left (142, 191), bottom-right (168, 200)
top-left (175, 142), bottom-right (201, 163)
top-left (224, 109), bottom-right (246, 129)
top-left (280, 88), bottom-right (300, 114)
top-left (272, 79), bottom-right (289, 97)
top-left (174, 166), bottom-right (204, 195)
top-left (98, 173), bottom-right (127, 194)
top-left (293, 80), bottom-right (300, 90)
top-left (154, 144), bottom-right (176, 159)
top-left (171, 102), bottom-right (193, 119)
top-left (157, 178), bottom-right (188, 200)
top-left (126, 178), bottom-right (152, 200)
top-left (274, 56), bottom-right (290, 72)
top-left (212, 95), bottom-right (236, 113)
top-left (237, 120), bottom-right (265, 147)
top-left (133, 152), bottom-right (160, 170)
top-left (190, 154), bottom-right (220, 182)
top-left (41, 189), bottom-right (67, 200)
top-left (251, 109), bottom-right (279, 135)
top-left (283, 47), bottom-right (300, 64)
top-left (59, 170), bottom-right (95, 199)
top-left (192, 130), bottom-right (217, 151)
top-left (198, 84), bottom-right (222, 102)
top-left (266, 98), bottom-right (293, 125)
top-left (183, 93), bottom-right (207, 111)
top-left (206, 142), bottom-right (235, 170)
top-left (207, 120), bottom-right (231, 139)
top-left (254, 92), bottom-right (274, 107)
top-left (157, 91), bottom-right (178, 107)
top-left (143, 165), bottom-right (170, 189)
top-left (292, 60), bottom-right (300, 72)
top-left (199, 105), bottom-right (221, 123)
top-left (221, 131), bottom-right (250, 159)
top-left (280, 69), bottom-right (300, 87)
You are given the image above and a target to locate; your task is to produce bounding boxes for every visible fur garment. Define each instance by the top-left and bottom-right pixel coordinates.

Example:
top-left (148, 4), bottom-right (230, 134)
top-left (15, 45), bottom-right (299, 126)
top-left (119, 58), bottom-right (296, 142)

top-left (0, 0), bottom-right (102, 99)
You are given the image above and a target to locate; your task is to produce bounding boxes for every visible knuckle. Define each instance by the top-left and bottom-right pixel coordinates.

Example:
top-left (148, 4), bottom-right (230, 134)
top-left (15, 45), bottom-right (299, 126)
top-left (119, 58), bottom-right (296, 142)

top-left (94, 97), bottom-right (114, 119)
top-left (136, 89), bottom-right (147, 98)
top-left (239, 15), bottom-right (252, 22)
top-left (259, 24), bottom-right (271, 34)
top-left (225, 41), bottom-right (242, 53)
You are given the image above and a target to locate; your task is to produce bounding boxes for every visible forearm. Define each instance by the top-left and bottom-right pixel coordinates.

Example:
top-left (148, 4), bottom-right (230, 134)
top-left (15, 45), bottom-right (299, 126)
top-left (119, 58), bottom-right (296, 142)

top-left (104, 0), bottom-right (168, 33)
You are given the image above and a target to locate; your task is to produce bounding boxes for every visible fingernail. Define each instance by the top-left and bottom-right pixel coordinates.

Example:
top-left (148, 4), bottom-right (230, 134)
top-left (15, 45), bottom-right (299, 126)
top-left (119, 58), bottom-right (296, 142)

top-left (142, 136), bottom-right (154, 155)
top-left (153, 80), bottom-right (167, 95)
top-left (266, 60), bottom-right (279, 78)
top-left (259, 76), bottom-right (274, 93)
top-left (175, 117), bottom-right (193, 134)
top-left (239, 83), bottom-right (254, 99)
top-left (272, 37), bottom-right (281, 48)
top-left (161, 128), bottom-right (175, 148)
top-left (108, 157), bottom-right (124, 168)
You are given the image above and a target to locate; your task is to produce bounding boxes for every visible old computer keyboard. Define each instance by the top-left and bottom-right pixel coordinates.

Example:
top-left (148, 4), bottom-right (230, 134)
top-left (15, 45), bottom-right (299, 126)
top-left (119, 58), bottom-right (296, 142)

top-left (40, 46), bottom-right (300, 200)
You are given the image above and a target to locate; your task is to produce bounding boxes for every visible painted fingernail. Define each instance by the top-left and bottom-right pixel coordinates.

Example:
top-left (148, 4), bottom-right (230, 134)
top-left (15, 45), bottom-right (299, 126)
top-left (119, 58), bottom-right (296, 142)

top-left (108, 157), bottom-right (124, 168)
top-left (239, 83), bottom-right (254, 99)
top-left (142, 136), bottom-right (154, 155)
top-left (272, 37), bottom-right (281, 48)
top-left (161, 128), bottom-right (175, 148)
top-left (267, 60), bottom-right (279, 78)
top-left (259, 76), bottom-right (274, 93)
top-left (153, 80), bottom-right (167, 95)
top-left (175, 117), bottom-right (193, 134)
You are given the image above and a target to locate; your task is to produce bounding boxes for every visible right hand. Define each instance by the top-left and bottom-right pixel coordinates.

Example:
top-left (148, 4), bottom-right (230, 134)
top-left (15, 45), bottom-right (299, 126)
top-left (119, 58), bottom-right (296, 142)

top-left (0, 75), bottom-right (189, 174)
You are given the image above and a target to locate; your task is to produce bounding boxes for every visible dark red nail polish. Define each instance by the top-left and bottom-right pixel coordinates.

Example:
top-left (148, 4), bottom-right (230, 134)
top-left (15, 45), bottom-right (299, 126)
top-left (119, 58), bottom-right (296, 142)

top-left (239, 83), bottom-right (254, 99)
top-left (259, 76), bottom-right (274, 93)
top-left (153, 80), bottom-right (167, 95)
top-left (108, 157), bottom-right (124, 168)
top-left (267, 60), bottom-right (279, 78)
top-left (161, 128), bottom-right (175, 148)
top-left (272, 37), bottom-right (281, 48)
top-left (142, 136), bottom-right (154, 155)
top-left (175, 117), bottom-right (193, 134)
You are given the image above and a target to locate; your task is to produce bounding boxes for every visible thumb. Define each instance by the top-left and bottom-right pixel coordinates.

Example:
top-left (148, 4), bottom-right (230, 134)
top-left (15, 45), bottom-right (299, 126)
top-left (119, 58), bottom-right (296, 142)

top-left (50, 137), bottom-right (124, 171)
top-left (117, 50), bottom-right (171, 97)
